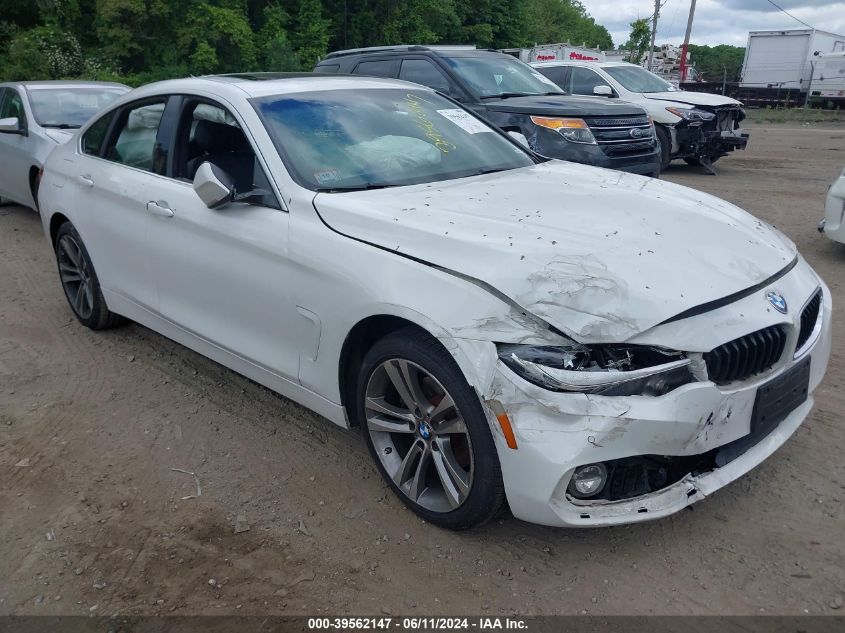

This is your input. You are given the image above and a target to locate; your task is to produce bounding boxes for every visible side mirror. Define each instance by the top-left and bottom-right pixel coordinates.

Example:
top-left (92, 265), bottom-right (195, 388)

top-left (0, 117), bottom-right (24, 135)
top-left (508, 130), bottom-right (529, 148)
top-left (193, 162), bottom-right (235, 209)
top-left (593, 85), bottom-right (614, 97)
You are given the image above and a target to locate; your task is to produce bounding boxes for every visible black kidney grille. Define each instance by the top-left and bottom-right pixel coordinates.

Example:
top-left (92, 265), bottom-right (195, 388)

top-left (704, 325), bottom-right (787, 385)
top-left (796, 289), bottom-right (822, 352)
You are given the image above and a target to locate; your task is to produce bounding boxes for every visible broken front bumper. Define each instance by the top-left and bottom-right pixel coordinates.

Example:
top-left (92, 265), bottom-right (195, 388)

top-left (675, 125), bottom-right (749, 159)
top-left (482, 273), bottom-right (831, 528)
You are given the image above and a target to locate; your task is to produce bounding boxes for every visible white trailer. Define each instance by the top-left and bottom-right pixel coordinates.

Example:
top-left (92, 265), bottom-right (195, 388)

top-left (740, 29), bottom-right (845, 91)
top-left (528, 43), bottom-right (605, 63)
top-left (810, 51), bottom-right (845, 104)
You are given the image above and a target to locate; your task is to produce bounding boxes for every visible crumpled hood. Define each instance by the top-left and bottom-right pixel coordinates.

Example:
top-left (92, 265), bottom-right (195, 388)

top-left (484, 94), bottom-right (645, 118)
top-left (43, 128), bottom-right (75, 144)
top-left (643, 91), bottom-right (743, 108)
top-left (313, 162), bottom-right (795, 342)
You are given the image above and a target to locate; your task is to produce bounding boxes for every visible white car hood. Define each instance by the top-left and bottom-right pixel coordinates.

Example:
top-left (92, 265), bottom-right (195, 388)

top-left (643, 90), bottom-right (743, 108)
top-left (313, 162), bottom-right (795, 342)
top-left (43, 128), bottom-right (75, 144)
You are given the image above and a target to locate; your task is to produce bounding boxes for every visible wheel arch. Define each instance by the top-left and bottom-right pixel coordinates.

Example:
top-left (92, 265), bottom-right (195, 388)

top-left (337, 314), bottom-right (435, 427)
top-left (49, 212), bottom-right (71, 247)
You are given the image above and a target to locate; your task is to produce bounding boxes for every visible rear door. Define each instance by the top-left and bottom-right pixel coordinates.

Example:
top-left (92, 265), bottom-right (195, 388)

top-left (69, 98), bottom-right (169, 311)
top-left (143, 96), bottom-right (299, 381)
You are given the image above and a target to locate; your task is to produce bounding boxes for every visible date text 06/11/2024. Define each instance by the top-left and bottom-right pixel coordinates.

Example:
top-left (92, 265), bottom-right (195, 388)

top-left (306, 617), bottom-right (529, 630)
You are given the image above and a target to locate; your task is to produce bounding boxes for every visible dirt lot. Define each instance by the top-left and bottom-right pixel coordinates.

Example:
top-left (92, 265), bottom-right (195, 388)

top-left (1, 123), bottom-right (844, 618)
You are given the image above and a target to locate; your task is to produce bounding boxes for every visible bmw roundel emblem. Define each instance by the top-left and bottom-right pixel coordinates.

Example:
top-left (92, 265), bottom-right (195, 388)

top-left (766, 290), bottom-right (788, 314)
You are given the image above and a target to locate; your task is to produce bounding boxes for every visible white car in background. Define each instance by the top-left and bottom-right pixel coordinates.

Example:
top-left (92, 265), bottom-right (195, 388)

top-left (532, 61), bottom-right (749, 173)
top-left (0, 81), bottom-right (129, 210)
top-left (38, 74), bottom-right (830, 530)
top-left (819, 167), bottom-right (845, 243)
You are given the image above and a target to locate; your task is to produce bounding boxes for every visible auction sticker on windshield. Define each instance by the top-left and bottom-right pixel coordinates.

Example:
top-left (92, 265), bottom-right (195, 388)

top-left (436, 109), bottom-right (492, 134)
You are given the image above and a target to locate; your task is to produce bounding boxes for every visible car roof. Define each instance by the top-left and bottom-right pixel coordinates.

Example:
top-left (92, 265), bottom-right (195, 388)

top-left (532, 61), bottom-right (633, 68)
top-left (320, 45), bottom-right (507, 62)
top-left (125, 73), bottom-right (435, 100)
top-left (9, 80), bottom-right (129, 90)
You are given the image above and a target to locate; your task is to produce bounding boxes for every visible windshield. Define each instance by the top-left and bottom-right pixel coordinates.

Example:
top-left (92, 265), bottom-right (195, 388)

top-left (253, 88), bottom-right (535, 191)
top-left (28, 87), bottom-right (128, 128)
top-left (442, 55), bottom-right (564, 98)
top-left (603, 66), bottom-right (675, 93)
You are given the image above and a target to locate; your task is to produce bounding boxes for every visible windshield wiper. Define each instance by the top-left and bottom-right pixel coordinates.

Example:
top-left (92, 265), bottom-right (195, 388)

top-left (41, 123), bottom-right (81, 129)
top-left (481, 92), bottom-right (564, 100)
top-left (315, 183), bottom-right (395, 193)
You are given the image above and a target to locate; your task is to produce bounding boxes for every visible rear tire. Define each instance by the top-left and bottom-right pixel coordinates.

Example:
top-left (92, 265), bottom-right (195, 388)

top-left (356, 327), bottom-right (505, 530)
top-left (54, 222), bottom-right (125, 330)
top-left (655, 125), bottom-right (672, 173)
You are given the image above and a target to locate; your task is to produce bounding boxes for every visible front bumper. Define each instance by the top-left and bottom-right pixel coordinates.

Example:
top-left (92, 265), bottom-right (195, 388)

top-left (674, 125), bottom-right (749, 159)
top-left (819, 174), bottom-right (845, 244)
top-left (534, 131), bottom-right (661, 176)
top-left (483, 272), bottom-right (831, 527)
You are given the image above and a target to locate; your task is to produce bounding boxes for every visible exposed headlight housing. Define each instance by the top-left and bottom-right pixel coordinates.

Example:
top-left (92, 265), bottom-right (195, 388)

top-left (498, 343), bottom-right (694, 397)
top-left (530, 116), bottom-right (597, 144)
top-left (666, 106), bottom-right (716, 122)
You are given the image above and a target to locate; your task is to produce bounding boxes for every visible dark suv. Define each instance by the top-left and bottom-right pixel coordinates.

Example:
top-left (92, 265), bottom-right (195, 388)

top-left (315, 46), bottom-right (661, 177)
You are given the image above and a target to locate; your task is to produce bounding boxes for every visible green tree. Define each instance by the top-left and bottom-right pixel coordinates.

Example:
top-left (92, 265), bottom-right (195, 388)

top-left (524, 0), bottom-right (612, 49)
top-left (258, 2), bottom-right (301, 70)
top-left (181, 2), bottom-right (258, 75)
top-left (623, 17), bottom-right (650, 64)
top-left (295, 0), bottom-right (330, 67)
top-left (688, 44), bottom-right (745, 83)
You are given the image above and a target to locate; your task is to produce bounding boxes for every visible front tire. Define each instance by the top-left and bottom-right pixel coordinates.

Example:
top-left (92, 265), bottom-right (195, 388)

top-left (655, 125), bottom-right (672, 173)
top-left (356, 328), bottom-right (505, 530)
top-left (54, 222), bottom-right (124, 330)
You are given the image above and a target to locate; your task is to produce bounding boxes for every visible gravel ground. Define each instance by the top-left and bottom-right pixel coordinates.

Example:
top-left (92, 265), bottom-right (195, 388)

top-left (1, 123), bottom-right (844, 617)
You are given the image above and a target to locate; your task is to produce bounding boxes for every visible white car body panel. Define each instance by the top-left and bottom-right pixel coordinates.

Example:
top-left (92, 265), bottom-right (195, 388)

top-left (37, 75), bottom-right (831, 527)
top-left (820, 167), bottom-right (845, 243)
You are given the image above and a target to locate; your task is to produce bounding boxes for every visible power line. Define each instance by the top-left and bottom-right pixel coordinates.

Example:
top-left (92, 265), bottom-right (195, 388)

top-left (764, 0), bottom-right (816, 30)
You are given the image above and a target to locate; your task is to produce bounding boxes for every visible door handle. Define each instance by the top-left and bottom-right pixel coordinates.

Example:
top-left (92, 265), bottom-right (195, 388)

top-left (146, 200), bottom-right (174, 218)
top-left (77, 174), bottom-right (94, 187)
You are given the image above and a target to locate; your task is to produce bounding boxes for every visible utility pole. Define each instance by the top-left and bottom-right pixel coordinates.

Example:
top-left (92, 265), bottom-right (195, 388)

top-left (647, 0), bottom-right (660, 71)
top-left (679, 0), bottom-right (697, 83)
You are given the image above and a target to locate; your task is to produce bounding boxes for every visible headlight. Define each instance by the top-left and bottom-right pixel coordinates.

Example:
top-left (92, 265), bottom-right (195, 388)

top-left (530, 116), bottom-right (597, 144)
top-left (498, 343), bottom-right (694, 397)
top-left (666, 107), bottom-right (716, 122)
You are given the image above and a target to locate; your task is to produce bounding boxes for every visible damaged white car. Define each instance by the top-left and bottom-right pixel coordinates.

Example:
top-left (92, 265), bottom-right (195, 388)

top-left (38, 74), bottom-right (831, 529)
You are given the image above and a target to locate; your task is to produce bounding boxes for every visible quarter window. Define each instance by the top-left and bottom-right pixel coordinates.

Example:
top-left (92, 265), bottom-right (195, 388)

top-left (81, 113), bottom-right (114, 156)
top-left (105, 101), bottom-right (166, 173)
top-left (399, 59), bottom-right (451, 93)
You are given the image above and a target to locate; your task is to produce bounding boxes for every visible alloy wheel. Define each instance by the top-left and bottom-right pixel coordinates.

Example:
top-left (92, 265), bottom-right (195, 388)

top-left (365, 358), bottom-right (474, 513)
top-left (57, 234), bottom-right (94, 320)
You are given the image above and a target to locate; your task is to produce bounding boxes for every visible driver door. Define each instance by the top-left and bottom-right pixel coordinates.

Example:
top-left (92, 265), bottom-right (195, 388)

top-left (144, 97), bottom-right (299, 382)
top-left (0, 87), bottom-right (34, 205)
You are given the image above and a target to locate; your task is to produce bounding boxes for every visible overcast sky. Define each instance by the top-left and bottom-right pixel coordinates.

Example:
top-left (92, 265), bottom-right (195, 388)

top-left (581, 0), bottom-right (845, 48)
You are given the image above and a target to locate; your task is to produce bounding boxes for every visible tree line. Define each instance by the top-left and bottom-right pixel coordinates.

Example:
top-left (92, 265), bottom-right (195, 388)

top-left (0, 0), bottom-right (613, 85)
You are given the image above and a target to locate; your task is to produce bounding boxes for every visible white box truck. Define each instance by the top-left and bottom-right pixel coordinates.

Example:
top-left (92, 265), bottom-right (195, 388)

top-left (740, 29), bottom-right (845, 91)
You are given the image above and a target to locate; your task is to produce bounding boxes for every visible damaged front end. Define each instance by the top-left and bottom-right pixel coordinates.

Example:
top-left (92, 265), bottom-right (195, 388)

top-left (670, 104), bottom-right (749, 173)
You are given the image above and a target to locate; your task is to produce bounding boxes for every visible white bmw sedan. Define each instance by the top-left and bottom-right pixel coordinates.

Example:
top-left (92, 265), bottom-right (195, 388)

top-left (38, 74), bottom-right (831, 530)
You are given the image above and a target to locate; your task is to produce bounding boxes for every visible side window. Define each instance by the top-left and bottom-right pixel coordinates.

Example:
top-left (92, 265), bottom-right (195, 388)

top-left (0, 88), bottom-right (26, 125)
top-left (81, 112), bottom-right (114, 156)
top-left (105, 101), bottom-right (166, 172)
top-left (174, 100), bottom-right (280, 210)
top-left (399, 59), bottom-right (451, 93)
top-left (314, 64), bottom-right (340, 73)
top-left (536, 66), bottom-right (568, 90)
top-left (352, 60), bottom-right (396, 78)
top-left (569, 67), bottom-right (606, 95)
